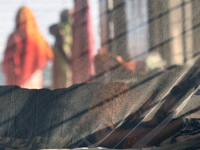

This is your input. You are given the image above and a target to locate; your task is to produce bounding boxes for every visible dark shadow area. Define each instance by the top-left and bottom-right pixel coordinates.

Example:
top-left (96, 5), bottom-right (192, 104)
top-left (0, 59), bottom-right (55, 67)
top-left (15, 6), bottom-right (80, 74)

top-left (0, 82), bottom-right (100, 149)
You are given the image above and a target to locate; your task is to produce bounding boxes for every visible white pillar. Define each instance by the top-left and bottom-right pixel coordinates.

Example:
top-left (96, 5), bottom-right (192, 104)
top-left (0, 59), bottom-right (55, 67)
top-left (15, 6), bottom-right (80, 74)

top-left (183, 0), bottom-right (193, 65)
top-left (169, 0), bottom-right (184, 65)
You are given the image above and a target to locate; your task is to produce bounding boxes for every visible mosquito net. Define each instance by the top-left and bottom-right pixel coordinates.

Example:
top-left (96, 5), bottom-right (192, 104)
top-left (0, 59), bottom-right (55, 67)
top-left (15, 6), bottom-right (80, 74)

top-left (0, 0), bottom-right (200, 150)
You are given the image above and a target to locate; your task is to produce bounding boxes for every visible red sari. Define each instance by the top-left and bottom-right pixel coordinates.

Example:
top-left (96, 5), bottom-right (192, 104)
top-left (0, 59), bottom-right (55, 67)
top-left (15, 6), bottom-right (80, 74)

top-left (2, 6), bottom-right (54, 88)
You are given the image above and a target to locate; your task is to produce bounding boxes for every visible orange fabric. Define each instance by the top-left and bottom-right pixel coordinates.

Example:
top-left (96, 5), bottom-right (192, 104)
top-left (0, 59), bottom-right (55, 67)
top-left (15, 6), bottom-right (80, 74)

top-left (2, 6), bottom-right (54, 86)
top-left (122, 135), bottom-right (138, 149)
top-left (116, 55), bottom-right (136, 73)
top-left (122, 135), bottom-right (151, 149)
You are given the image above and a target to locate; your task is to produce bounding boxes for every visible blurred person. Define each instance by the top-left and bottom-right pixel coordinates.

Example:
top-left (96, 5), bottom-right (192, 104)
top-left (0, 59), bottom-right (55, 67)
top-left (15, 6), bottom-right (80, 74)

top-left (93, 48), bottom-right (120, 83)
top-left (2, 6), bottom-right (54, 89)
top-left (49, 9), bottom-right (73, 89)
top-left (72, 0), bottom-right (95, 84)
top-left (93, 48), bottom-right (145, 83)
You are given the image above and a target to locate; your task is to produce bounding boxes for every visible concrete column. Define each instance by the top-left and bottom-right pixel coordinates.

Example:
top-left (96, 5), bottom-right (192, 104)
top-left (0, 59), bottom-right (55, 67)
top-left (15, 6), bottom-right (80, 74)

top-left (99, 0), bottom-right (109, 52)
top-left (147, 0), bottom-right (171, 66)
top-left (112, 0), bottom-right (129, 61)
top-left (192, 0), bottom-right (200, 59)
